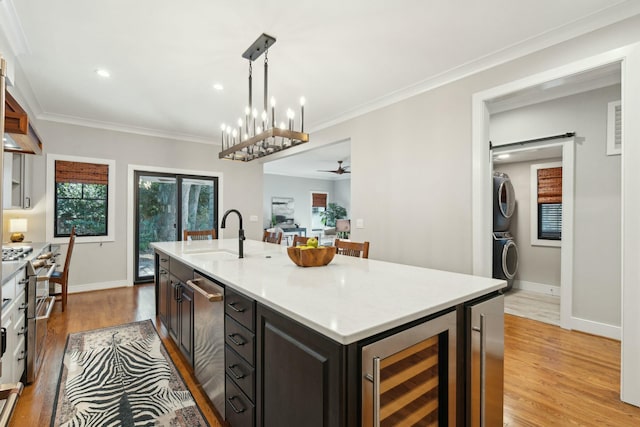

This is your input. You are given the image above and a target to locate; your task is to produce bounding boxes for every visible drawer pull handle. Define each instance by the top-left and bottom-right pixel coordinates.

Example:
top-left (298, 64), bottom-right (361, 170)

top-left (227, 333), bottom-right (246, 346)
top-left (160, 258), bottom-right (169, 262)
top-left (227, 364), bottom-right (246, 380)
top-left (227, 396), bottom-right (246, 414)
top-left (227, 302), bottom-right (245, 313)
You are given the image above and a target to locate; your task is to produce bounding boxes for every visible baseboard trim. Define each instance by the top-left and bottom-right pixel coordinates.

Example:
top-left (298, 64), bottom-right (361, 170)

top-left (69, 280), bottom-right (132, 294)
top-left (513, 280), bottom-right (560, 297)
top-left (571, 316), bottom-right (621, 340)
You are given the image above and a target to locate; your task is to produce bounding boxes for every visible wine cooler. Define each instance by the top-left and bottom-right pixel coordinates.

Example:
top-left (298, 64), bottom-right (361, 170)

top-left (362, 310), bottom-right (457, 426)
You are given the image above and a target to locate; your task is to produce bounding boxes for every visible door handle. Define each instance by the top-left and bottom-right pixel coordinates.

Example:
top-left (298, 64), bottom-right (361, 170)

top-left (473, 313), bottom-right (487, 427)
top-left (372, 356), bottom-right (381, 427)
top-left (227, 333), bottom-right (246, 347)
top-left (185, 279), bottom-right (223, 302)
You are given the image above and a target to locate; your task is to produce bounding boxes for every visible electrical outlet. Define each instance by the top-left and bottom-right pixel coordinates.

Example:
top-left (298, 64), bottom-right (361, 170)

top-left (355, 219), bottom-right (364, 229)
top-left (249, 215), bottom-right (258, 222)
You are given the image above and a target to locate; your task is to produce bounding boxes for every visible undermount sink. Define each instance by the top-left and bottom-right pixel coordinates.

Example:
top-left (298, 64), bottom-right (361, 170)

top-left (184, 250), bottom-right (238, 261)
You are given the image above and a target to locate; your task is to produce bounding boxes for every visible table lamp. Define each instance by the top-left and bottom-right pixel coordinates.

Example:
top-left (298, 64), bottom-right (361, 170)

top-left (336, 219), bottom-right (350, 238)
top-left (9, 218), bottom-right (28, 242)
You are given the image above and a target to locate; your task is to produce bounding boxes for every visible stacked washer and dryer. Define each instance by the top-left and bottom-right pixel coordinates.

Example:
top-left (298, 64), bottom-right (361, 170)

top-left (493, 172), bottom-right (519, 290)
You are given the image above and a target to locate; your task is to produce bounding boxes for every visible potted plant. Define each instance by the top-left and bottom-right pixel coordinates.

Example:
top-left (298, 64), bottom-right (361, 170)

top-left (320, 203), bottom-right (347, 228)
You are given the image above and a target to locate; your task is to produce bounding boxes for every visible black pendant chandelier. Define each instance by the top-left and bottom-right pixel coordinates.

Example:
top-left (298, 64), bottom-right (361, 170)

top-left (219, 33), bottom-right (309, 161)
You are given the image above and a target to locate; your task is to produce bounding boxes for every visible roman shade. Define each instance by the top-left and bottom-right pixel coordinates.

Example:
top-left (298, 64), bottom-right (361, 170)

top-left (312, 193), bottom-right (327, 208)
top-left (55, 160), bottom-right (108, 185)
top-left (537, 167), bottom-right (562, 203)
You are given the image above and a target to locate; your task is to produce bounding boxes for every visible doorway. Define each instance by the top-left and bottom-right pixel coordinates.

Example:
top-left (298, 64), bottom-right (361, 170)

top-left (491, 139), bottom-right (574, 326)
top-left (134, 171), bottom-right (218, 283)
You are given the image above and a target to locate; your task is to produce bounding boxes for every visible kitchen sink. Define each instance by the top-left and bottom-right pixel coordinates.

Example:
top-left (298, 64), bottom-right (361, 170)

top-left (184, 251), bottom-right (238, 262)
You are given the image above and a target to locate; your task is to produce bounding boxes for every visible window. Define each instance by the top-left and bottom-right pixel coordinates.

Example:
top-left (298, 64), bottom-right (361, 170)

top-left (55, 160), bottom-right (108, 237)
top-left (530, 162), bottom-right (562, 247)
top-left (47, 154), bottom-right (116, 243)
top-left (311, 192), bottom-right (327, 230)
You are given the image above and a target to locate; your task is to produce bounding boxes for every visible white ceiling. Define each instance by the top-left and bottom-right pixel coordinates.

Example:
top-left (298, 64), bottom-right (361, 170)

top-left (2, 0), bottom-right (639, 178)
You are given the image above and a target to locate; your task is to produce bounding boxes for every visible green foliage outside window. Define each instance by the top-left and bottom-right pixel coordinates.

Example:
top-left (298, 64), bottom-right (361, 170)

top-left (55, 182), bottom-right (107, 236)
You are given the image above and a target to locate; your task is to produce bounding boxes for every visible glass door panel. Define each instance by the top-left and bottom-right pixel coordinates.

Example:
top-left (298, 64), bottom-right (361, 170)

top-left (181, 178), bottom-right (216, 233)
top-left (136, 173), bottom-right (177, 282)
top-left (135, 172), bottom-right (218, 283)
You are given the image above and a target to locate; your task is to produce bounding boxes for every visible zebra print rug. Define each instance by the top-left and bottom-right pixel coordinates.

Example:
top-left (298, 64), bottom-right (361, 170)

top-left (51, 319), bottom-right (209, 427)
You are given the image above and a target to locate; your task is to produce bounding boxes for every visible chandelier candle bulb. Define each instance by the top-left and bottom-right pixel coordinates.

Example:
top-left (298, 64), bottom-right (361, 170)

top-left (261, 110), bottom-right (267, 131)
top-left (244, 107), bottom-right (250, 135)
top-left (220, 124), bottom-right (226, 149)
top-left (271, 97), bottom-right (276, 128)
top-left (252, 108), bottom-right (258, 136)
top-left (287, 109), bottom-right (294, 131)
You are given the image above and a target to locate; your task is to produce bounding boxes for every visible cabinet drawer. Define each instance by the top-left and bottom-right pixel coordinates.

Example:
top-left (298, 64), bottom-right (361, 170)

top-left (225, 316), bottom-right (255, 366)
top-left (226, 375), bottom-right (255, 427)
top-left (225, 288), bottom-right (255, 331)
top-left (225, 344), bottom-right (255, 402)
top-left (157, 252), bottom-right (170, 270)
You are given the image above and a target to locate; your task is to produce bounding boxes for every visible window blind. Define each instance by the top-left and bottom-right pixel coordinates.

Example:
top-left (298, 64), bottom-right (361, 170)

top-left (537, 166), bottom-right (562, 240)
top-left (312, 193), bottom-right (327, 208)
top-left (55, 160), bottom-right (109, 185)
top-left (537, 167), bottom-right (562, 203)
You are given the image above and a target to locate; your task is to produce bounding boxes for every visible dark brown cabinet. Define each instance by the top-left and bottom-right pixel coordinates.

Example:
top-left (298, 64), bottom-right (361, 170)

top-left (225, 288), bottom-right (257, 426)
top-left (256, 304), bottom-right (347, 427)
top-left (154, 252), bottom-right (194, 366)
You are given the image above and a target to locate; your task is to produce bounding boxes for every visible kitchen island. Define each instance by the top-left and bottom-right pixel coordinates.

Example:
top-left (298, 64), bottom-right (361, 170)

top-left (152, 239), bottom-right (506, 427)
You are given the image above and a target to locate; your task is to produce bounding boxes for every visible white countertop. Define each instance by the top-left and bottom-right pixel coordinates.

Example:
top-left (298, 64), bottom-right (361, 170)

top-left (151, 239), bottom-right (506, 345)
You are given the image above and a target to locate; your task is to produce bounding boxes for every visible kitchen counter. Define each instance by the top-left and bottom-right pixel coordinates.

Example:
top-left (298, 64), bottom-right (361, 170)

top-left (1, 242), bottom-right (51, 285)
top-left (151, 239), bottom-right (506, 344)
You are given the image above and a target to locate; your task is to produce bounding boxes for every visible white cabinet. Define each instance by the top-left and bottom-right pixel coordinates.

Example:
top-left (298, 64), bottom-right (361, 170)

top-left (0, 269), bottom-right (27, 383)
top-left (3, 152), bottom-right (32, 209)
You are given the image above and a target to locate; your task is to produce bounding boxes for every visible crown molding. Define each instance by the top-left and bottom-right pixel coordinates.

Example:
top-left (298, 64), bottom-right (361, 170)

top-left (36, 111), bottom-right (216, 145)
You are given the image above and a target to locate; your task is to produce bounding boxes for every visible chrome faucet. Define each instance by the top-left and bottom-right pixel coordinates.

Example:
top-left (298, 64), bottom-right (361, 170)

top-left (221, 209), bottom-right (245, 258)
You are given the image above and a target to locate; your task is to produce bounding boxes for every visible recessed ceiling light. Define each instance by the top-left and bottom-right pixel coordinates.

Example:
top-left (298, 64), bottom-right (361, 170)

top-left (496, 153), bottom-right (511, 160)
top-left (213, 83), bottom-right (224, 91)
top-left (95, 69), bottom-right (111, 78)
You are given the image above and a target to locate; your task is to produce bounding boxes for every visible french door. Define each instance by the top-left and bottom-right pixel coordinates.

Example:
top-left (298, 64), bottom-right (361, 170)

top-left (134, 171), bottom-right (218, 283)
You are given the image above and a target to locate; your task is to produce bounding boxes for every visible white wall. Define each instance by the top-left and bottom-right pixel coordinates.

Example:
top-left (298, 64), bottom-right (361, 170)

top-left (302, 15), bottom-right (640, 275)
top-left (494, 159), bottom-right (562, 288)
top-left (8, 120), bottom-right (263, 291)
top-left (263, 174), bottom-right (350, 232)
top-left (491, 85), bottom-right (622, 326)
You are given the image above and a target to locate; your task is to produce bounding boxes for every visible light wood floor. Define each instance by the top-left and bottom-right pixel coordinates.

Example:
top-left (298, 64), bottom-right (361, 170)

top-left (505, 288), bottom-right (560, 326)
top-left (10, 285), bottom-right (640, 426)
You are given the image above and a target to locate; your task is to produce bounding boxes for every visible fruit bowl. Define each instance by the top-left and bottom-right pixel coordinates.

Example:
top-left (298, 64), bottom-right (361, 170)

top-left (287, 246), bottom-right (336, 267)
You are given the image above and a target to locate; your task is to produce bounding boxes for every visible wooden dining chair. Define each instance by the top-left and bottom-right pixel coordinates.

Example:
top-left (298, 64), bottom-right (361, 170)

top-left (183, 229), bottom-right (217, 241)
top-left (50, 226), bottom-right (76, 312)
top-left (263, 230), bottom-right (283, 244)
top-left (291, 235), bottom-right (310, 247)
top-left (334, 239), bottom-right (370, 259)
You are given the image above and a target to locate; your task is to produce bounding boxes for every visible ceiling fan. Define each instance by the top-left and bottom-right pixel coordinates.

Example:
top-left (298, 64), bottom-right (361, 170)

top-left (319, 160), bottom-right (351, 175)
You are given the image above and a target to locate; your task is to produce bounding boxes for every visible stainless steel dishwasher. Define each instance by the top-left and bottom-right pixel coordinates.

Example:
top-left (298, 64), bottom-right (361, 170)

top-left (186, 272), bottom-right (225, 418)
